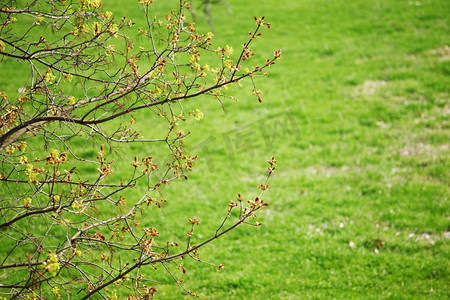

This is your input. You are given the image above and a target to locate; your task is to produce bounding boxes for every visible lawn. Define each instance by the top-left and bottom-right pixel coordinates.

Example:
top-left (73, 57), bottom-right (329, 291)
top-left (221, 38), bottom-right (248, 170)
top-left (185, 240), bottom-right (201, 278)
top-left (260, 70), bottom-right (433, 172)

top-left (1, 0), bottom-right (449, 299)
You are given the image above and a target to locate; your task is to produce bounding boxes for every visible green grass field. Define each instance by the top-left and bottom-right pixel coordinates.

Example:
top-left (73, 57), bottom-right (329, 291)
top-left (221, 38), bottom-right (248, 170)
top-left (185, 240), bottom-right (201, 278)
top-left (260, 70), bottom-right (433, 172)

top-left (2, 0), bottom-right (449, 299)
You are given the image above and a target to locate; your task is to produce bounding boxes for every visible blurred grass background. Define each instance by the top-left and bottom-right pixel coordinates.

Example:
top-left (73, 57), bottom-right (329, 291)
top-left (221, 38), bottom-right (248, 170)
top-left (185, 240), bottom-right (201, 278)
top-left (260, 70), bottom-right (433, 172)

top-left (109, 0), bottom-right (449, 298)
